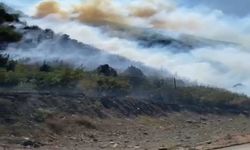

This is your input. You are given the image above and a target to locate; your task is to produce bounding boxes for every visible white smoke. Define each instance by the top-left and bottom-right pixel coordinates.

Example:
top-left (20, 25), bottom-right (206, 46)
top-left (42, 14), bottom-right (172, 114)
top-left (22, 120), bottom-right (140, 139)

top-left (23, 16), bottom-right (250, 95)
top-left (31, 0), bottom-right (250, 47)
top-left (5, 22), bottom-right (142, 71)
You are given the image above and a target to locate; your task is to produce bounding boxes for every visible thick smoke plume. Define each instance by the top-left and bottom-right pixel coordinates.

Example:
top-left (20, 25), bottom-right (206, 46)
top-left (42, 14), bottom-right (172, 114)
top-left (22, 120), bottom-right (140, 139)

top-left (24, 16), bottom-right (250, 96)
top-left (35, 0), bottom-right (67, 18)
top-left (35, 0), bottom-right (250, 47)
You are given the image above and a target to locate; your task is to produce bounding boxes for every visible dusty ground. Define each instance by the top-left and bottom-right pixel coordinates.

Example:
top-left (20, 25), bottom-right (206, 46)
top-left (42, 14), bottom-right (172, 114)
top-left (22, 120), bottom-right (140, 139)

top-left (219, 144), bottom-right (250, 150)
top-left (1, 112), bottom-right (250, 150)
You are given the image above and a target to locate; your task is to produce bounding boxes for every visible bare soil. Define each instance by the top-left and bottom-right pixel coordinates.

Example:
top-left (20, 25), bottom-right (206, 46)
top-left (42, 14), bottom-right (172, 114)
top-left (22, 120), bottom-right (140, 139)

top-left (1, 112), bottom-right (250, 150)
top-left (0, 92), bottom-right (250, 150)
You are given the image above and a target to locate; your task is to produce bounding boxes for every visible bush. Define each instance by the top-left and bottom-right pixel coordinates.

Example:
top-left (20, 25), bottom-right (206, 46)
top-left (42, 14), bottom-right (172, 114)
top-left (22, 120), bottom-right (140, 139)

top-left (0, 5), bottom-right (19, 24)
top-left (123, 66), bottom-right (145, 87)
top-left (96, 64), bottom-right (117, 77)
top-left (39, 62), bottom-right (51, 72)
top-left (6, 60), bottom-right (17, 72)
top-left (0, 54), bottom-right (9, 68)
top-left (0, 26), bottom-right (22, 42)
top-left (123, 66), bottom-right (144, 78)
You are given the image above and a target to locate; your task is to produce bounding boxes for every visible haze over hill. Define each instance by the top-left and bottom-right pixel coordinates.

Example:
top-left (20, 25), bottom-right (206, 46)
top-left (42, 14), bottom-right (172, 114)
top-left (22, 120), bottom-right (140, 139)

top-left (1, 0), bottom-right (250, 96)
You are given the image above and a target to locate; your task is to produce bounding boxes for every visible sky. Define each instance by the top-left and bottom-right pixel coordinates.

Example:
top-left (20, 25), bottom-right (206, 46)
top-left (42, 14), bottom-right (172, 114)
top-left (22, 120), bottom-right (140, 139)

top-left (0, 0), bottom-right (80, 14)
top-left (181, 0), bottom-right (250, 17)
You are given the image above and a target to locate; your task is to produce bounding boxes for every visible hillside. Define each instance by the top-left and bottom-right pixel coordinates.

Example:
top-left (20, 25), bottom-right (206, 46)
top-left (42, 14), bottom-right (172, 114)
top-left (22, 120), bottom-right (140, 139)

top-left (5, 25), bottom-right (145, 70)
top-left (1, 4), bottom-right (250, 150)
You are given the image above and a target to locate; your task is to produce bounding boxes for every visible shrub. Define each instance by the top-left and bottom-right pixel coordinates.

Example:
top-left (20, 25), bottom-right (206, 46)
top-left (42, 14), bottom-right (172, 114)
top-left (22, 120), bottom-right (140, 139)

top-left (0, 54), bottom-right (9, 68)
top-left (0, 26), bottom-right (22, 42)
top-left (6, 60), bottom-right (17, 72)
top-left (0, 5), bottom-right (19, 24)
top-left (123, 66), bottom-right (145, 87)
top-left (123, 66), bottom-right (144, 78)
top-left (39, 62), bottom-right (51, 72)
top-left (96, 64), bottom-right (117, 77)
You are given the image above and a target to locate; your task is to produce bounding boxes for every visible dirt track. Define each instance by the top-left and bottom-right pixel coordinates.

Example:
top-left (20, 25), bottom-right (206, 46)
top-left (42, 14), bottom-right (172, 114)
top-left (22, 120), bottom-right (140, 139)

top-left (219, 144), bottom-right (250, 150)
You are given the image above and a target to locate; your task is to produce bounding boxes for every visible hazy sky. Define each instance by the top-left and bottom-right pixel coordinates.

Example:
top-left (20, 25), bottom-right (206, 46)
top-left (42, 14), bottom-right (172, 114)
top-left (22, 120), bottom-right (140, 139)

top-left (0, 0), bottom-right (80, 14)
top-left (1, 0), bottom-right (250, 16)
top-left (180, 0), bottom-right (250, 16)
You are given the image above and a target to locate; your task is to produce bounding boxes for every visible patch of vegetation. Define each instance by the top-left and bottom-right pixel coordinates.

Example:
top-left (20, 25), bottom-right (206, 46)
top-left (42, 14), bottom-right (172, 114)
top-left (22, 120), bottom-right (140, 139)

top-left (33, 68), bottom-right (84, 89)
top-left (0, 57), bottom-right (248, 110)
top-left (96, 64), bottom-right (117, 77)
top-left (0, 4), bottom-right (19, 24)
top-left (122, 66), bottom-right (146, 87)
top-left (0, 26), bottom-right (22, 42)
top-left (96, 77), bottom-right (130, 95)
top-left (181, 86), bottom-right (249, 108)
top-left (0, 54), bottom-right (9, 67)
top-left (0, 5), bottom-right (22, 43)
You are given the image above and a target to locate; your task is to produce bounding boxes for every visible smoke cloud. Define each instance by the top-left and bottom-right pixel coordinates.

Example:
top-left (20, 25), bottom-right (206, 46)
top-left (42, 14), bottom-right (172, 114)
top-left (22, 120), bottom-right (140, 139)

top-left (35, 0), bottom-right (67, 18)
top-left (34, 0), bottom-right (250, 47)
top-left (24, 16), bottom-right (250, 95)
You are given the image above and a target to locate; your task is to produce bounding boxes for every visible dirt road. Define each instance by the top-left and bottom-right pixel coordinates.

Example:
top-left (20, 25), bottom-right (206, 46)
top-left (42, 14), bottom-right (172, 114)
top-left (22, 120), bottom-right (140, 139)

top-left (219, 144), bottom-right (250, 150)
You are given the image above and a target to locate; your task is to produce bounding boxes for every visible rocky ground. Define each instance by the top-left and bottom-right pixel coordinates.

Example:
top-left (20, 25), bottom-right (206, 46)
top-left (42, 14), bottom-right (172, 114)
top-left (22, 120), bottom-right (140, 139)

top-left (0, 91), bottom-right (249, 150)
top-left (1, 112), bottom-right (250, 150)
